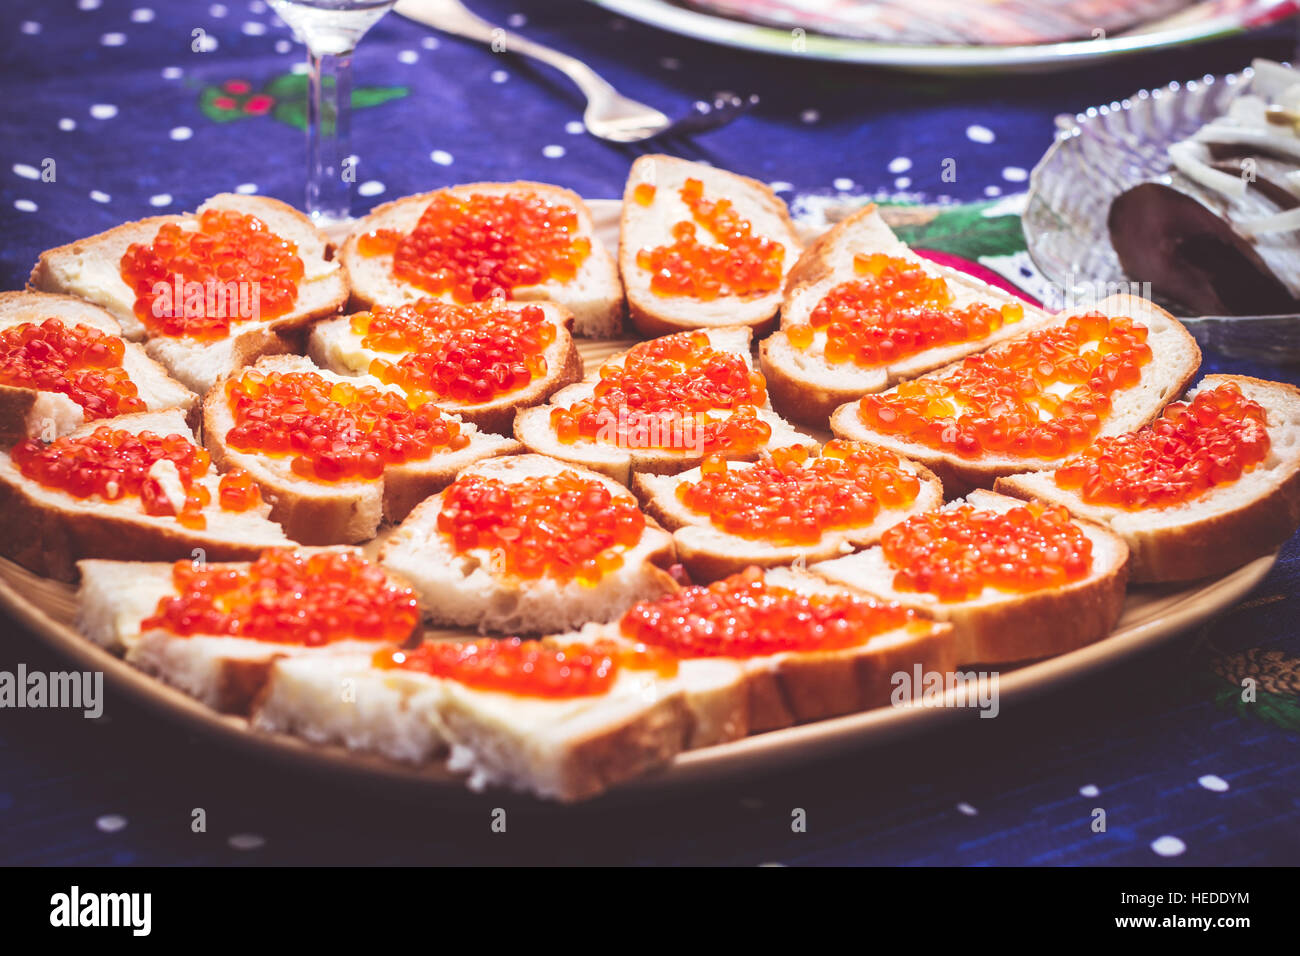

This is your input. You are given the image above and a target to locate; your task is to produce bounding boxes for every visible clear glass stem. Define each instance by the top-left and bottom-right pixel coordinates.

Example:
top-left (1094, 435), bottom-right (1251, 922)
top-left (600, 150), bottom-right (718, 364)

top-left (306, 46), bottom-right (353, 224)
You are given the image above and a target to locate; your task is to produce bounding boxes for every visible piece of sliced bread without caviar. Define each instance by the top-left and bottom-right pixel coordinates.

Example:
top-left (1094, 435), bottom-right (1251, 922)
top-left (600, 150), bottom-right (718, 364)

top-left (596, 565), bottom-right (956, 733)
top-left (76, 548), bottom-right (422, 713)
top-left (829, 294), bottom-right (1202, 495)
top-left (379, 453), bottom-right (677, 634)
top-left (514, 326), bottom-right (810, 486)
top-left (761, 203), bottom-right (1052, 426)
top-left (252, 652), bottom-right (449, 765)
top-left (203, 354), bottom-right (519, 545)
top-left (994, 375), bottom-right (1300, 583)
top-left (306, 297), bottom-right (583, 436)
top-left (29, 193), bottom-right (349, 393)
top-left (0, 291), bottom-right (195, 445)
top-left (339, 182), bottom-right (623, 338)
top-left (810, 490), bottom-right (1129, 666)
top-left (619, 155), bottom-right (801, 338)
top-left (634, 440), bottom-right (943, 581)
top-left (0, 408), bottom-right (289, 581)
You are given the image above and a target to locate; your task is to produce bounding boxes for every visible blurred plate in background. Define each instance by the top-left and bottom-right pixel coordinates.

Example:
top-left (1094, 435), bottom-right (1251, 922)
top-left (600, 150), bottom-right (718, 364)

top-left (584, 0), bottom-right (1297, 73)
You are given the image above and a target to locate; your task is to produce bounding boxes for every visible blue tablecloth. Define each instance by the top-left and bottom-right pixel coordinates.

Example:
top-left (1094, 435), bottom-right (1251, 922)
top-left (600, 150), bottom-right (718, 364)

top-left (0, 0), bottom-right (1298, 866)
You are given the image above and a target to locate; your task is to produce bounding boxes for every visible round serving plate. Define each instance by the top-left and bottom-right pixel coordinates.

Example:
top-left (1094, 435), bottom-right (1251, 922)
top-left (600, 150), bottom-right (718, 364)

top-left (0, 200), bottom-right (1279, 802)
top-left (1024, 66), bottom-right (1300, 360)
top-left (584, 0), bottom-right (1296, 73)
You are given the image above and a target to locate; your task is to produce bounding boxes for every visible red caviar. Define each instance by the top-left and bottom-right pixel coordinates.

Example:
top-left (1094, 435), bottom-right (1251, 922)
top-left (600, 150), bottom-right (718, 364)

top-left (857, 312), bottom-right (1153, 459)
top-left (549, 330), bottom-right (772, 454)
top-left (620, 565), bottom-right (917, 657)
top-left (0, 318), bottom-right (145, 419)
top-left (223, 368), bottom-right (470, 483)
top-left (217, 469), bottom-right (262, 511)
top-left (788, 252), bottom-right (1026, 367)
top-left (678, 441), bottom-right (922, 545)
top-left (881, 501), bottom-right (1092, 602)
top-left (143, 549), bottom-right (419, 645)
top-left (356, 191), bottom-right (591, 302)
top-left (120, 209), bottom-right (304, 340)
top-left (437, 470), bottom-right (646, 585)
top-left (352, 299), bottom-right (555, 404)
top-left (374, 637), bottom-right (678, 699)
top-left (635, 177), bottom-right (785, 300)
top-left (633, 182), bottom-right (656, 206)
top-left (12, 426), bottom-right (223, 529)
top-left (1054, 382), bottom-right (1270, 509)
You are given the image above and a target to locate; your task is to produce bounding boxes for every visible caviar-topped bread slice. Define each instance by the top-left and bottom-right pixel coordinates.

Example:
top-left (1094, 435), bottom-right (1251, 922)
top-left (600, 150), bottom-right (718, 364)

top-left (635, 440), bottom-right (943, 581)
top-left (203, 354), bottom-right (518, 545)
top-left (0, 407), bottom-right (289, 580)
top-left (995, 375), bottom-right (1300, 582)
top-left (29, 194), bottom-right (349, 394)
top-left (588, 564), bottom-right (954, 733)
top-left (341, 182), bottom-right (623, 338)
top-left (515, 326), bottom-right (810, 485)
top-left (75, 548), bottom-right (422, 713)
top-left (258, 635), bottom-right (703, 802)
top-left (762, 204), bottom-right (1054, 426)
top-left (0, 291), bottom-right (195, 445)
top-left (619, 155), bottom-right (801, 338)
top-left (380, 453), bottom-right (677, 634)
top-left (811, 490), bottom-right (1129, 665)
top-left (307, 297), bottom-right (583, 436)
top-left (829, 294), bottom-right (1202, 495)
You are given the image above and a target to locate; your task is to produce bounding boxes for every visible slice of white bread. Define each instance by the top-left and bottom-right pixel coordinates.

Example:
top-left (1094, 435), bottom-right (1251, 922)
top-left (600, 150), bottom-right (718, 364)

top-left (252, 652), bottom-right (449, 765)
top-left (829, 294), bottom-right (1203, 495)
top-left (761, 203), bottom-right (1054, 426)
top-left (0, 408), bottom-right (290, 581)
top-left (306, 299), bottom-right (583, 436)
top-left (379, 453), bottom-right (677, 634)
top-left (203, 354), bottom-right (520, 544)
top-left (634, 442), bottom-right (944, 581)
top-left (547, 623), bottom-right (749, 749)
top-left (594, 566), bottom-right (956, 733)
top-left (29, 193), bottom-right (349, 393)
top-left (619, 155), bottom-right (801, 337)
top-left (75, 549), bottom-right (422, 714)
top-left (259, 637), bottom-right (695, 802)
top-left (0, 291), bottom-right (195, 445)
top-left (994, 375), bottom-right (1300, 583)
top-left (809, 490), bottom-right (1129, 666)
top-left (514, 325), bottom-right (810, 486)
top-left (339, 182), bottom-right (623, 338)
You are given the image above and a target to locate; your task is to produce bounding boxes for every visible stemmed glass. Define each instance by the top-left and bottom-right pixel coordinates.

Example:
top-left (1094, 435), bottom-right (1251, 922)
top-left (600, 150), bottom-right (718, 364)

top-left (267, 0), bottom-right (397, 225)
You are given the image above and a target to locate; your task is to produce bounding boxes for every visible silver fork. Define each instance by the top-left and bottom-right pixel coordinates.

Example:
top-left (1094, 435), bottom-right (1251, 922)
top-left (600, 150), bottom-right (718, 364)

top-left (394, 0), bottom-right (752, 143)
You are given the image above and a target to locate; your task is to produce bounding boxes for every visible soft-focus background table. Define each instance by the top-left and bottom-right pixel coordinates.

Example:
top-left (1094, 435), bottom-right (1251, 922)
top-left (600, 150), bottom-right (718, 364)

top-left (0, 0), bottom-right (1298, 866)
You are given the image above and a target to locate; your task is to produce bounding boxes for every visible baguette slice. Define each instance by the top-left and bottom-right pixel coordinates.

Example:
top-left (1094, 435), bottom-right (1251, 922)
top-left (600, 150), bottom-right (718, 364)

top-left (380, 453), bottom-right (678, 634)
top-left (340, 182), bottom-right (623, 337)
top-left (261, 638), bottom-right (696, 802)
top-left (592, 566), bottom-right (956, 733)
top-left (810, 490), bottom-right (1129, 666)
top-left (76, 549), bottom-right (422, 714)
top-left (634, 441), bottom-right (943, 581)
top-left (829, 294), bottom-right (1202, 495)
top-left (307, 298), bottom-right (583, 435)
top-left (0, 408), bottom-right (290, 580)
top-left (0, 291), bottom-right (196, 445)
top-left (29, 193), bottom-right (349, 393)
top-left (995, 375), bottom-right (1300, 583)
top-left (761, 203), bottom-right (1053, 426)
top-left (619, 155), bottom-right (801, 337)
top-left (514, 325), bottom-right (810, 485)
top-left (203, 354), bottom-right (520, 544)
